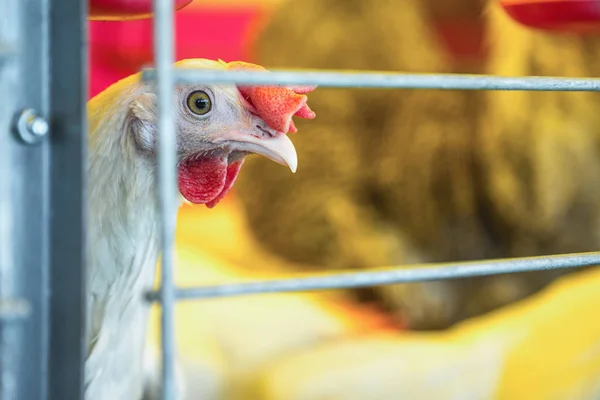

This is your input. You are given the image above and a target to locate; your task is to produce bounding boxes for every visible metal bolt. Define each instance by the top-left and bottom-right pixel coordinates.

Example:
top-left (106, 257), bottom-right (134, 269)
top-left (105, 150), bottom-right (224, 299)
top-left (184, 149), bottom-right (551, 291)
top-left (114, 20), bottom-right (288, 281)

top-left (13, 108), bottom-right (49, 144)
top-left (29, 117), bottom-right (49, 136)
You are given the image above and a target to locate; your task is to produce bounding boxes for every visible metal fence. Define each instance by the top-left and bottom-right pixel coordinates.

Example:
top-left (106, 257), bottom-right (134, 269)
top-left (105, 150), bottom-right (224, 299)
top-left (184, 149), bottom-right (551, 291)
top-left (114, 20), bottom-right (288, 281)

top-left (2, 0), bottom-right (600, 399)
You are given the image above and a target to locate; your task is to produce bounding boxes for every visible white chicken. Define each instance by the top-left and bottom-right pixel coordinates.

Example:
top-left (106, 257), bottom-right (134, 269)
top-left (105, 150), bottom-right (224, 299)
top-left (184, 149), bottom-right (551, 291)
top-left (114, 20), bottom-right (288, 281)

top-left (84, 58), bottom-right (316, 399)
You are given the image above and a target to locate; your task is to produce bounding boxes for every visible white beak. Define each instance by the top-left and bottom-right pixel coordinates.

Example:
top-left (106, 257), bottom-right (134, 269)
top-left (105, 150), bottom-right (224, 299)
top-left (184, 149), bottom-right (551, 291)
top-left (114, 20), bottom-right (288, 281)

top-left (214, 130), bottom-right (298, 173)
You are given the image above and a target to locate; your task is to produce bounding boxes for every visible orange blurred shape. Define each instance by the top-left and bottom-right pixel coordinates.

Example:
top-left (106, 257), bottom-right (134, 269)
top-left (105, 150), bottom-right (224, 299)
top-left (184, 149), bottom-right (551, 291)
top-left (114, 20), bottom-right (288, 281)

top-left (500, 0), bottom-right (600, 33)
top-left (89, 0), bottom-right (193, 20)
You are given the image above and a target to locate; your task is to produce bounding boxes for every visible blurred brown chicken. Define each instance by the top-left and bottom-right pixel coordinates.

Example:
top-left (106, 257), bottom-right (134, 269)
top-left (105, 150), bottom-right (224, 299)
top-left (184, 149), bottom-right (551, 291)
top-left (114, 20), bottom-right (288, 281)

top-left (235, 0), bottom-right (599, 330)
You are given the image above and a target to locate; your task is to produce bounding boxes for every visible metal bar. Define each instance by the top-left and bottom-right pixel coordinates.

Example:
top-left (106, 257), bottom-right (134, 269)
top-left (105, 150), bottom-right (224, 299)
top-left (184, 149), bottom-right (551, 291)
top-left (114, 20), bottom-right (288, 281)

top-left (0, 4), bottom-right (19, 396)
top-left (0, 0), bottom-right (52, 398)
top-left (15, 2), bottom-right (51, 399)
top-left (146, 252), bottom-right (600, 301)
top-left (142, 68), bottom-right (600, 91)
top-left (47, 0), bottom-right (87, 398)
top-left (0, 3), bottom-right (19, 398)
top-left (152, 0), bottom-right (178, 398)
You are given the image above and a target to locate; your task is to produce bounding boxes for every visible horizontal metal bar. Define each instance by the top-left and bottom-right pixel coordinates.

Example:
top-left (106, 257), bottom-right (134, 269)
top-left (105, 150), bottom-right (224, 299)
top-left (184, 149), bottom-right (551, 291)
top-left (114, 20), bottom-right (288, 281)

top-left (142, 68), bottom-right (600, 92)
top-left (0, 298), bottom-right (31, 320)
top-left (146, 252), bottom-right (600, 302)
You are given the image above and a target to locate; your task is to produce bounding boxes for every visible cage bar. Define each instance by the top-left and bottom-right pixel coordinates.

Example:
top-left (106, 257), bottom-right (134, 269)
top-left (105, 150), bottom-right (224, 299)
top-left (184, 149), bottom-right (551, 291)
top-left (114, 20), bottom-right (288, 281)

top-left (0, 2), bottom-right (20, 398)
top-left (143, 68), bottom-right (600, 91)
top-left (0, 0), bottom-right (53, 398)
top-left (46, 0), bottom-right (88, 399)
top-left (152, 0), bottom-right (178, 398)
top-left (145, 252), bottom-right (600, 302)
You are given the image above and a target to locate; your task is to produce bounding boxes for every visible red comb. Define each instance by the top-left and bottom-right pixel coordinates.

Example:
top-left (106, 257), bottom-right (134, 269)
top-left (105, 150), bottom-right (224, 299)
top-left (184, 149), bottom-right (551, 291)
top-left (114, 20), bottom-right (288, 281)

top-left (226, 61), bottom-right (316, 133)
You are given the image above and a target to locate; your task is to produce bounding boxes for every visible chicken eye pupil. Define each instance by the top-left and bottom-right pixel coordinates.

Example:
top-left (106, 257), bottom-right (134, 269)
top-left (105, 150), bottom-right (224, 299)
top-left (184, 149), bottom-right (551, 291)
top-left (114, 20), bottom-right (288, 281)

top-left (195, 98), bottom-right (209, 110)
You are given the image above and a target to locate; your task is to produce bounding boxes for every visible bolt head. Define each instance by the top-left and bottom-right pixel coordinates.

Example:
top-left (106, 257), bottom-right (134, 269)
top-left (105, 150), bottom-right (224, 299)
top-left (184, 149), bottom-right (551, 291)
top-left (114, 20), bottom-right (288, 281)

top-left (13, 109), bottom-right (48, 145)
top-left (29, 117), bottom-right (49, 136)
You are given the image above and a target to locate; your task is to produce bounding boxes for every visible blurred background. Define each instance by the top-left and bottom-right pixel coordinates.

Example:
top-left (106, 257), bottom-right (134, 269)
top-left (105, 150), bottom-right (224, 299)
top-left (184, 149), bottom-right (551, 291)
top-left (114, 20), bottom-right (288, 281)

top-left (91, 1), bottom-right (600, 398)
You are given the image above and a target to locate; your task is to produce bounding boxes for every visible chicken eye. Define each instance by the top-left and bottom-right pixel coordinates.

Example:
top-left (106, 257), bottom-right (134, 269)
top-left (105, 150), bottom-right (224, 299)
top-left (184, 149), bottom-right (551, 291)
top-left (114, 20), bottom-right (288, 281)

top-left (186, 90), bottom-right (212, 116)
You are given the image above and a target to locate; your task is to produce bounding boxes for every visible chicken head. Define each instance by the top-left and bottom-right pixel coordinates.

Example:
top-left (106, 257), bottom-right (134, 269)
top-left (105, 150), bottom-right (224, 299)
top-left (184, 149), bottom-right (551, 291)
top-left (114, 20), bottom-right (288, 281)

top-left (127, 58), bottom-right (316, 208)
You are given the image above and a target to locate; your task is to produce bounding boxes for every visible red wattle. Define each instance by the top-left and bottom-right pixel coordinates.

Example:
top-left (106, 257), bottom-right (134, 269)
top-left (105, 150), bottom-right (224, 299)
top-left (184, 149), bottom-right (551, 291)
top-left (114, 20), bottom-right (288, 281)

top-left (178, 156), bottom-right (227, 204)
top-left (206, 161), bottom-right (244, 209)
top-left (177, 156), bottom-right (243, 208)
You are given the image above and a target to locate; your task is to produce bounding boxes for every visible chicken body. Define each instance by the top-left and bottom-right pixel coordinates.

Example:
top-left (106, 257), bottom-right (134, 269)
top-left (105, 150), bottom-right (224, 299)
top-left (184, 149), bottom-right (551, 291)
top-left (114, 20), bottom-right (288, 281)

top-left (86, 74), bottom-right (161, 400)
top-left (84, 58), bottom-right (314, 399)
top-left (236, 0), bottom-right (599, 330)
top-left (236, 0), bottom-right (491, 329)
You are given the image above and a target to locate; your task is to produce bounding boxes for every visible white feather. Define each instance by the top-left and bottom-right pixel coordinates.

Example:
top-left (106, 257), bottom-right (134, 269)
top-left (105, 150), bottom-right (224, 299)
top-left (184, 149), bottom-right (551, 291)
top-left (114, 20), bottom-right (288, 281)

top-left (85, 73), bottom-right (180, 400)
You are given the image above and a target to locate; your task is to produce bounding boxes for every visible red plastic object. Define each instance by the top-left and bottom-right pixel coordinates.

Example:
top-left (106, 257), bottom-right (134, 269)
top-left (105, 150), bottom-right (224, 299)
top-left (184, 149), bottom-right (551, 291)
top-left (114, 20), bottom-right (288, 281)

top-left (89, 5), bottom-right (267, 98)
top-left (500, 0), bottom-right (600, 33)
top-left (89, 0), bottom-right (193, 20)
